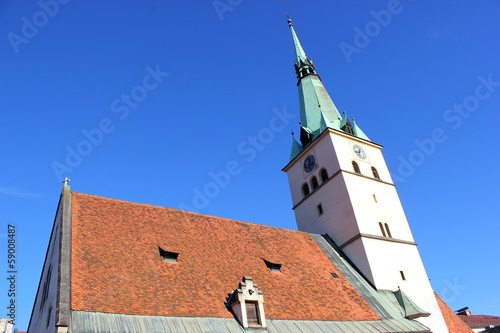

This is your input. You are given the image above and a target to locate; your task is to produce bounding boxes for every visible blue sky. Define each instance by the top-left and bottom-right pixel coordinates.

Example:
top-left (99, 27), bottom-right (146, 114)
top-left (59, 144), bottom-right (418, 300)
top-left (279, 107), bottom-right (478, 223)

top-left (1, 1), bottom-right (499, 330)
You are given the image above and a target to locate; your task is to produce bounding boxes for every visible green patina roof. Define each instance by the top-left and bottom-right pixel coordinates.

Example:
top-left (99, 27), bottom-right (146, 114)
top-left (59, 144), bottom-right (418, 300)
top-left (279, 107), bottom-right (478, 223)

top-left (287, 20), bottom-right (371, 160)
top-left (290, 135), bottom-right (303, 161)
top-left (393, 289), bottom-right (431, 319)
top-left (353, 119), bottom-right (370, 141)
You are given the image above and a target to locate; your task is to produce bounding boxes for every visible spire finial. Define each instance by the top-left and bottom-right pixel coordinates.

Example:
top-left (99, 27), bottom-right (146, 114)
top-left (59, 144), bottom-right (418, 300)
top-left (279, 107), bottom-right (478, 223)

top-left (62, 177), bottom-right (70, 186)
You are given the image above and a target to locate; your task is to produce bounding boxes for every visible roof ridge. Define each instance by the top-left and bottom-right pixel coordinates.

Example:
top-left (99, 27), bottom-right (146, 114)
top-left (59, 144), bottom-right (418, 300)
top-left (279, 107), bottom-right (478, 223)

top-left (71, 191), bottom-right (304, 234)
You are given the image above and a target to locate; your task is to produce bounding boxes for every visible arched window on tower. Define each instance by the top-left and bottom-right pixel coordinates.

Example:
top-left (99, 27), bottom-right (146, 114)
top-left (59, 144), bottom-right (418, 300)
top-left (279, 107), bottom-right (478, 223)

top-left (302, 183), bottom-right (310, 197)
top-left (352, 161), bottom-right (361, 174)
top-left (379, 222), bottom-right (387, 237)
top-left (311, 176), bottom-right (319, 190)
top-left (371, 167), bottom-right (380, 180)
top-left (320, 168), bottom-right (328, 183)
top-left (384, 223), bottom-right (392, 238)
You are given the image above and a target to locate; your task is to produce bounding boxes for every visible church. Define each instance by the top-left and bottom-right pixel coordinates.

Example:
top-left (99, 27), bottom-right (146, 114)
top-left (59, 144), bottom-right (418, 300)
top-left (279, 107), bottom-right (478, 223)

top-left (27, 20), bottom-right (472, 333)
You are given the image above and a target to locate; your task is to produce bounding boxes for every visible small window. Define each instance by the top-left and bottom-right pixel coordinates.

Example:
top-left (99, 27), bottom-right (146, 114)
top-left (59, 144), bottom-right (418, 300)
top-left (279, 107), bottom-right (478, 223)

top-left (331, 272), bottom-right (340, 279)
top-left (342, 119), bottom-right (355, 135)
top-left (320, 168), bottom-right (328, 182)
top-left (225, 276), bottom-right (266, 329)
top-left (311, 176), bottom-right (319, 190)
top-left (373, 194), bottom-right (377, 203)
top-left (352, 161), bottom-right (361, 174)
top-left (159, 247), bottom-right (179, 262)
top-left (384, 223), bottom-right (392, 238)
top-left (40, 264), bottom-right (52, 310)
top-left (379, 222), bottom-right (387, 237)
top-left (317, 203), bottom-right (323, 216)
top-left (246, 301), bottom-right (261, 327)
top-left (46, 306), bottom-right (52, 328)
top-left (263, 259), bottom-right (281, 273)
top-left (372, 167), bottom-right (380, 180)
top-left (400, 270), bottom-right (406, 281)
top-left (302, 183), bottom-right (310, 197)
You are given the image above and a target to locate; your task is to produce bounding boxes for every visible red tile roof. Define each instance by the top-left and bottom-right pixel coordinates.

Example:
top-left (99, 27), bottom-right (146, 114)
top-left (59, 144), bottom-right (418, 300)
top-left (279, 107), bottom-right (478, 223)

top-left (70, 192), bottom-right (380, 321)
top-left (459, 314), bottom-right (500, 328)
top-left (434, 293), bottom-right (473, 333)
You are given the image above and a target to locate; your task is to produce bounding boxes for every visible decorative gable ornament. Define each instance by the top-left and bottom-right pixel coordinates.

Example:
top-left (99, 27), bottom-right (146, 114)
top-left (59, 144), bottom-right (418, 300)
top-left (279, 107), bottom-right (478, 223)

top-left (225, 276), bottom-right (266, 329)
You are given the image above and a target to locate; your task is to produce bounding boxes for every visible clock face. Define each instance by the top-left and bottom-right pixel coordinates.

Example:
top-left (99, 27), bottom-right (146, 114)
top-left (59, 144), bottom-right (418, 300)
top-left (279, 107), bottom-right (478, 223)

top-left (303, 154), bottom-right (316, 173)
top-left (353, 144), bottom-right (367, 160)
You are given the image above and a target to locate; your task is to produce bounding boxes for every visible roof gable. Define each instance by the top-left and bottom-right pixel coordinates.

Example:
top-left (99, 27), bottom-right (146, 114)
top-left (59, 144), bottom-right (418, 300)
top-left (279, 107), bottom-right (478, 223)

top-left (435, 293), bottom-right (473, 333)
top-left (70, 192), bottom-right (379, 321)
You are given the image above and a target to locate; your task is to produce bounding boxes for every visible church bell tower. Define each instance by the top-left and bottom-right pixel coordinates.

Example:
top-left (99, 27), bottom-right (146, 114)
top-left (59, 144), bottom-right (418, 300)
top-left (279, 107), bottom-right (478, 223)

top-left (282, 19), bottom-right (449, 332)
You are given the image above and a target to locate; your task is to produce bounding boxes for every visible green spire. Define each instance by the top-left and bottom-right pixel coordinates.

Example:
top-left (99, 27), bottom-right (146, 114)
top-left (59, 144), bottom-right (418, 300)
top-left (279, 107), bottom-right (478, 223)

top-left (287, 19), bottom-right (371, 160)
top-left (288, 19), bottom-right (308, 67)
top-left (288, 19), bottom-right (342, 144)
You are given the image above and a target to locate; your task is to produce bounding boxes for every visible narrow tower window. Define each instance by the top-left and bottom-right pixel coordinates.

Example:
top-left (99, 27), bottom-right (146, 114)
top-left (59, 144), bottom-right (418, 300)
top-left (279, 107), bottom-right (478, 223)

top-left (317, 203), bottom-right (323, 216)
top-left (373, 194), bottom-right (377, 203)
top-left (301, 183), bottom-right (310, 197)
top-left (311, 176), bottom-right (319, 190)
top-left (400, 270), bottom-right (406, 281)
top-left (320, 168), bottom-right (328, 182)
top-left (372, 167), bottom-right (380, 180)
top-left (384, 223), bottom-right (392, 238)
top-left (352, 161), bottom-right (361, 174)
top-left (379, 222), bottom-right (387, 237)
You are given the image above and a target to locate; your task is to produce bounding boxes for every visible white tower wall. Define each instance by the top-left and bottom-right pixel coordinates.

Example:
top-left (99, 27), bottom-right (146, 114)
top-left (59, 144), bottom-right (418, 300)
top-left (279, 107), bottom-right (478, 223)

top-left (284, 129), bottom-right (448, 332)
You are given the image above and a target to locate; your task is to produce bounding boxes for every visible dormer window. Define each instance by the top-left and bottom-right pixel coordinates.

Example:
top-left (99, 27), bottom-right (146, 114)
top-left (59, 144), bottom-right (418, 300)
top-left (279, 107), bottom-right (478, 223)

top-left (159, 247), bottom-right (179, 262)
top-left (263, 259), bottom-right (282, 273)
top-left (245, 301), bottom-right (260, 326)
top-left (225, 276), bottom-right (266, 329)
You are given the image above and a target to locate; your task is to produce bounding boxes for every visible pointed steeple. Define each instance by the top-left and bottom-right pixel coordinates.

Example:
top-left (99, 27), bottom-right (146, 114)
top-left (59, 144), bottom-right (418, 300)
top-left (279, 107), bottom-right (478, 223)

top-left (352, 118), bottom-right (370, 141)
top-left (288, 19), bottom-right (311, 75)
top-left (289, 133), bottom-right (303, 160)
top-left (287, 19), bottom-right (370, 160)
